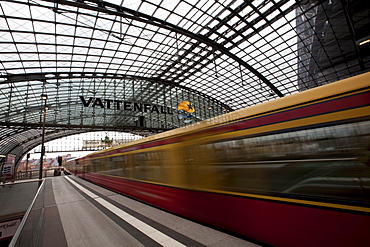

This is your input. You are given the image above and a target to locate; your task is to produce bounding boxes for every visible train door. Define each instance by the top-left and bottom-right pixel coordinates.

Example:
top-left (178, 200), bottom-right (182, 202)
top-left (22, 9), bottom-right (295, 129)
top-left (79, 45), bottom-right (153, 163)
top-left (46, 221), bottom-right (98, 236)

top-left (132, 153), bottom-right (146, 180)
top-left (165, 143), bottom-right (187, 187)
top-left (82, 162), bottom-right (88, 179)
top-left (181, 140), bottom-right (217, 190)
top-left (124, 154), bottom-right (133, 178)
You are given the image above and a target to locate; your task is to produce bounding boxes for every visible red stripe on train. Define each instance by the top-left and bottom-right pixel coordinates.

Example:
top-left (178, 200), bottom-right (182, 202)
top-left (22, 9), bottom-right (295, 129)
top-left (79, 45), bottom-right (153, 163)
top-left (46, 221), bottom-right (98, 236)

top-left (79, 173), bottom-right (370, 247)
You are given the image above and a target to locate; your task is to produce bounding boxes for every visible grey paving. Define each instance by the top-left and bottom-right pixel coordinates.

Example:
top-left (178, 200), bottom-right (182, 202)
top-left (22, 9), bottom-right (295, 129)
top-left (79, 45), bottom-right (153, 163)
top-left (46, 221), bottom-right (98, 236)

top-left (48, 175), bottom-right (261, 247)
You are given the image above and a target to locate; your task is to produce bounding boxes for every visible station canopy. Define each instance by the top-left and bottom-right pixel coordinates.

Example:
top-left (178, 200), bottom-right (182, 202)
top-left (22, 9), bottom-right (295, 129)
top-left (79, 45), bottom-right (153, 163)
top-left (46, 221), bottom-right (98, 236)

top-left (1, 0), bottom-right (370, 164)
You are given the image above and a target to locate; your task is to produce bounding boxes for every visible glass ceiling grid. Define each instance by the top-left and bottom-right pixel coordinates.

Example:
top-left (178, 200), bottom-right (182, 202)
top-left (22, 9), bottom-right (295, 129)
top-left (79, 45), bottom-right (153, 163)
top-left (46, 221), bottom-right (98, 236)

top-left (296, 4), bottom-right (333, 84)
top-left (1, 0), bottom-right (369, 161)
top-left (327, 5), bottom-right (362, 76)
top-left (136, 27), bottom-right (167, 76)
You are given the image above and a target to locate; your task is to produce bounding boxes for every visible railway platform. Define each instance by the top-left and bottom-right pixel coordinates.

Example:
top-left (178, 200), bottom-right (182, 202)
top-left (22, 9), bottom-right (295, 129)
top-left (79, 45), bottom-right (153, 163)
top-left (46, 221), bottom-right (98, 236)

top-left (9, 174), bottom-right (262, 247)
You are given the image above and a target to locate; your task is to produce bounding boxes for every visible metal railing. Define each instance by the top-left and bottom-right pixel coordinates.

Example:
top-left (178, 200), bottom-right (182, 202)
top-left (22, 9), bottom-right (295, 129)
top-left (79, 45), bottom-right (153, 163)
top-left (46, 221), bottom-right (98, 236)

top-left (14, 169), bottom-right (58, 181)
top-left (9, 180), bottom-right (45, 247)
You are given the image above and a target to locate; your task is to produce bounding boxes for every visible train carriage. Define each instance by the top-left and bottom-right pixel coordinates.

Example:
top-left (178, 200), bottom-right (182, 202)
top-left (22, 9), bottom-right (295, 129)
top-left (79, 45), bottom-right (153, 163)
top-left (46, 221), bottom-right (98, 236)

top-left (66, 72), bottom-right (370, 247)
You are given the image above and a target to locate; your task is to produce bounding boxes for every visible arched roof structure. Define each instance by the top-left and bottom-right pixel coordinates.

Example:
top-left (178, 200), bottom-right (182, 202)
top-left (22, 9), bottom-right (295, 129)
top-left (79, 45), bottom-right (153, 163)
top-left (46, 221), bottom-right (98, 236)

top-left (1, 0), bottom-right (369, 164)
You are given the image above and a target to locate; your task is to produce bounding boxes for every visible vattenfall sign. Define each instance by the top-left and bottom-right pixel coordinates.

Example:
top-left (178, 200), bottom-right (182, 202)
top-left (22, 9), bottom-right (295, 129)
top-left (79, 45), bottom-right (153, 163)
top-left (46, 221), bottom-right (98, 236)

top-left (79, 96), bottom-right (173, 114)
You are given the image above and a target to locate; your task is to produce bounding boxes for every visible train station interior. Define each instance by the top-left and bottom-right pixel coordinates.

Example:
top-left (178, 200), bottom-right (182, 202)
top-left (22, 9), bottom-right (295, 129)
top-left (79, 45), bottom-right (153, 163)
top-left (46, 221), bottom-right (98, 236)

top-left (1, 0), bottom-right (370, 246)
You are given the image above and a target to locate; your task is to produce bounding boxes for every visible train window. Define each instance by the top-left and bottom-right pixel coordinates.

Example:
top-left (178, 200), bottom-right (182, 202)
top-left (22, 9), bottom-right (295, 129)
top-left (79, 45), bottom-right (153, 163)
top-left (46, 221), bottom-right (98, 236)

top-left (131, 151), bottom-right (166, 183)
top-left (100, 155), bottom-right (127, 177)
top-left (201, 120), bottom-right (370, 203)
top-left (356, 121), bottom-right (370, 138)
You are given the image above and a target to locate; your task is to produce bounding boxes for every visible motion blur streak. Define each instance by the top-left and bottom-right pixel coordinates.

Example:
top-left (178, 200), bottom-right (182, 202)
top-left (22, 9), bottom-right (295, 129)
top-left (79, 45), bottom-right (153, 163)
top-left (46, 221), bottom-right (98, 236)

top-left (66, 72), bottom-right (370, 247)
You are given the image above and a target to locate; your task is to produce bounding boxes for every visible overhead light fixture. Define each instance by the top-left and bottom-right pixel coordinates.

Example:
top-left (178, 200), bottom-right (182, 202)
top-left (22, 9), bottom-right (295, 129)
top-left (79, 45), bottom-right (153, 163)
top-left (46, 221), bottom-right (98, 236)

top-left (356, 35), bottom-right (370, 46)
top-left (358, 39), bottom-right (370, 46)
top-left (41, 94), bottom-right (48, 100)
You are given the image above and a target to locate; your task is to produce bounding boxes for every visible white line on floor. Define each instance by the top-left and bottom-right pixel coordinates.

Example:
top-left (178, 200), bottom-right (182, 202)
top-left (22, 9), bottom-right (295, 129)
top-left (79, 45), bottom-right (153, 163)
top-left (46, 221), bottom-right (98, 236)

top-left (65, 176), bottom-right (186, 247)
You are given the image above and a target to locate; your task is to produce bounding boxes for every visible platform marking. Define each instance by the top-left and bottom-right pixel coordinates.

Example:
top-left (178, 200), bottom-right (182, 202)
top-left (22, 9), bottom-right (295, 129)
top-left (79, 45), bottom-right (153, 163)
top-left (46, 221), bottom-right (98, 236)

top-left (65, 176), bottom-right (185, 247)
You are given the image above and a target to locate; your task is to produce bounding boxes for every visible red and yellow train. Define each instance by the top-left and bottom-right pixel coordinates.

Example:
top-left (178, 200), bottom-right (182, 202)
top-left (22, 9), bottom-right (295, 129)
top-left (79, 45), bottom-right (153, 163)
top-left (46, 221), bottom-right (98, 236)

top-left (66, 72), bottom-right (370, 247)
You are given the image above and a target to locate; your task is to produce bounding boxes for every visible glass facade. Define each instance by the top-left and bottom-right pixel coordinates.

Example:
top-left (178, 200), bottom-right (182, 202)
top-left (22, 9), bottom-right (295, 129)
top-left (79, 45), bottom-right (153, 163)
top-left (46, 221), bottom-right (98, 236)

top-left (0, 0), bottom-right (369, 163)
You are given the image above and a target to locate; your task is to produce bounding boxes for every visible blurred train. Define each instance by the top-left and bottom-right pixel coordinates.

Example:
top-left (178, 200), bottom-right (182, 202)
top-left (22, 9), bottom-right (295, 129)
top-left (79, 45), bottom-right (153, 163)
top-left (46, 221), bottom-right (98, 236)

top-left (66, 72), bottom-right (370, 247)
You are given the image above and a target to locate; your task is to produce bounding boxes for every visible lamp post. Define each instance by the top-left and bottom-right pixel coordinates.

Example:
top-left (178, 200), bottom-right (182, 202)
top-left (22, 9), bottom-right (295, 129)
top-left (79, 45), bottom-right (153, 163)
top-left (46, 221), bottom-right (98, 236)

top-left (39, 94), bottom-right (48, 184)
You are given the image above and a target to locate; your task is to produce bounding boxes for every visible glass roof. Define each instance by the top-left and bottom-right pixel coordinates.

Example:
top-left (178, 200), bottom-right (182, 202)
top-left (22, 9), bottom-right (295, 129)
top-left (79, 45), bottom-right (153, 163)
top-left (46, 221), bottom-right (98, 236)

top-left (1, 0), bottom-right (369, 163)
